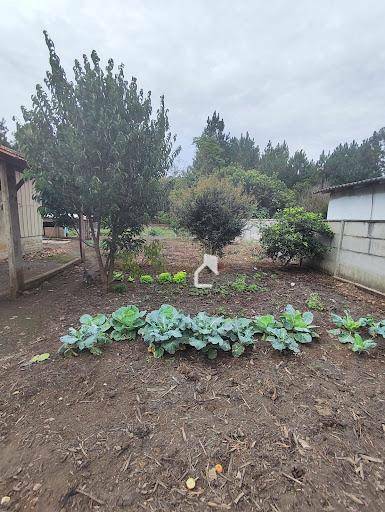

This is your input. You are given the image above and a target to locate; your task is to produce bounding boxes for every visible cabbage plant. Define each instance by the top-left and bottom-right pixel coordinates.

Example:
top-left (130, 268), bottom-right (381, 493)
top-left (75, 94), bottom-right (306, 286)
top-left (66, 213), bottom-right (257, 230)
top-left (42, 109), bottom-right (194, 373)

top-left (110, 305), bottom-right (147, 341)
top-left (253, 314), bottom-right (279, 335)
top-left (280, 305), bottom-right (318, 343)
top-left (79, 313), bottom-right (111, 332)
top-left (369, 320), bottom-right (385, 338)
top-left (350, 333), bottom-right (377, 353)
top-left (59, 324), bottom-right (111, 356)
top-left (138, 304), bottom-right (191, 358)
top-left (188, 313), bottom-right (232, 359)
top-left (221, 317), bottom-right (257, 357)
top-left (328, 311), bottom-right (372, 343)
top-left (265, 327), bottom-right (300, 353)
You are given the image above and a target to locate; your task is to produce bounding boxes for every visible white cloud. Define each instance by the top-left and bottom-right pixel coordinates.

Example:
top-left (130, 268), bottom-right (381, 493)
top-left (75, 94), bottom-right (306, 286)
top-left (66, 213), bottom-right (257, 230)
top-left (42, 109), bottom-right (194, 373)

top-left (1, 0), bottom-right (385, 166)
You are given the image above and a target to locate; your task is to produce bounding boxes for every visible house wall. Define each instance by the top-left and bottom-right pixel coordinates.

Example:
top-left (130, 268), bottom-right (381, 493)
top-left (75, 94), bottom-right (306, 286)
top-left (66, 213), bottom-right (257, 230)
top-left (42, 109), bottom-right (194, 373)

top-left (317, 219), bottom-right (385, 294)
top-left (327, 183), bottom-right (385, 221)
top-left (0, 173), bottom-right (42, 260)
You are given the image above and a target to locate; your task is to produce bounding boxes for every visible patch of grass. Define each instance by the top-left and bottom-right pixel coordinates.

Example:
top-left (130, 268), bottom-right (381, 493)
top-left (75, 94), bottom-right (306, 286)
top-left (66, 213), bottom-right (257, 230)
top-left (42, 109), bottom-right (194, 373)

top-left (142, 225), bottom-right (176, 238)
top-left (46, 253), bottom-right (75, 264)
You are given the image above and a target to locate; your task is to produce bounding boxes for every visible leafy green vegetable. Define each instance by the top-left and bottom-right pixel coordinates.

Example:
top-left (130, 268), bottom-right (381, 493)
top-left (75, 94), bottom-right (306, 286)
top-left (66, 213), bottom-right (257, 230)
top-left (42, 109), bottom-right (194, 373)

top-left (188, 312), bottom-right (232, 357)
top-left (280, 304), bottom-right (318, 343)
top-left (369, 320), bottom-right (385, 338)
top-left (306, 293), bottom-right (325, 311)
top-left (328, 311), bottom-right (373, 344)
top-left (59, 324), bottom-right (110, 355)
top-left (265, 327), bottom-right (300, 353)
top-left (138, 304), bottom-right (191, 356)
top-left (232, 342), bottom-right (245, 357)
top-left (157, 272), bottom-right (173, 284)
top-left (350, 333), bottom-right (377, 353)
top-left (231, 274), bottom-right (260, 293)
top-left (222, 317), bottom-right (256, 347)
top-left (113, 271), bottom-right (124, 281)
top-left (110, 305), bottom-right (146, 341)
top-left (140, 274), bottom-right (154, 284)
top-left (330, 311), bottom-right (369, 332)
top-left (79, 313), bottom-right (111, 332)
top-left (253, 314), bottom-right (279, 335)
top-left (173, 271), bottom-right (187, 284)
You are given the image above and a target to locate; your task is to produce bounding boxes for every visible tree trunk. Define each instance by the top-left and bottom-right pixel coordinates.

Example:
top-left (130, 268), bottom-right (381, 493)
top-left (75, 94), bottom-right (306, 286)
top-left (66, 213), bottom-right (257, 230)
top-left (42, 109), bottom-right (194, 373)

top-left (89, 219), bottom-right (108, 288)
top-left (78, 211), bottom-right (85, 263)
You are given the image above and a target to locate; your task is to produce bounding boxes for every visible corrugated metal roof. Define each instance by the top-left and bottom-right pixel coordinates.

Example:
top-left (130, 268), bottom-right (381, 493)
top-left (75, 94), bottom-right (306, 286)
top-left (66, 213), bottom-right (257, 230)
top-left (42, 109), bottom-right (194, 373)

top-left (315, 175), bottom-right (385, 194)
top-left (0, 145), bottom-right (27, 171)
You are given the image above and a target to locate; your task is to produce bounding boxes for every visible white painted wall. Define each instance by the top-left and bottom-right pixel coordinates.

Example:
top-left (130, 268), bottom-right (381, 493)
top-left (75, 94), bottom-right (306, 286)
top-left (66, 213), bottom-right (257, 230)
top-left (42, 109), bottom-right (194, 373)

top-left (327, 183), bottom-right (385, 221)
top-left (317, 220), bottom-right (385, 294)
top-left (239, 219), bottom-right (275, 241)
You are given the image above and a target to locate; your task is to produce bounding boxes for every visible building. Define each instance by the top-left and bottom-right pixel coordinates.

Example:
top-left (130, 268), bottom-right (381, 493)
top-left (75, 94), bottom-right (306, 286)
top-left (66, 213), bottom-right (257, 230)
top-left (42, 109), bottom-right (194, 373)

top-left (0, 148), bottom-right (42, 260)
top-left (316, 176), bottom-right (385, 294)
top-left (0, 146), bottom-right (43, 296)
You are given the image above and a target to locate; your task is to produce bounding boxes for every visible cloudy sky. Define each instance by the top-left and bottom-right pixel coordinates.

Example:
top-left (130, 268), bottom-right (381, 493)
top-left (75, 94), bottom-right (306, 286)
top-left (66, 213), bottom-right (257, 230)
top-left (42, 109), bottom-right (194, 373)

top-left (1, 0), bottom-right (385, 167)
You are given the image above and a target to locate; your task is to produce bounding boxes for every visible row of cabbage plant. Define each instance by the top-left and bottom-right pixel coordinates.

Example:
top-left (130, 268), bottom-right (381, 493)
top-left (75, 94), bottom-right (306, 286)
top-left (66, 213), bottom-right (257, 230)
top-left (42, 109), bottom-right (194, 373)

top-left (59, 304), bottom-right (321, 358)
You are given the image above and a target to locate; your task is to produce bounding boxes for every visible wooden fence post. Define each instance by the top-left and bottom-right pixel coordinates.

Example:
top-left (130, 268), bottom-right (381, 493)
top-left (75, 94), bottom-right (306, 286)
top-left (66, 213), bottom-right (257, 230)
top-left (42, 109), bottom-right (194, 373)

top-left (0, 162), bottom-right (24, 297)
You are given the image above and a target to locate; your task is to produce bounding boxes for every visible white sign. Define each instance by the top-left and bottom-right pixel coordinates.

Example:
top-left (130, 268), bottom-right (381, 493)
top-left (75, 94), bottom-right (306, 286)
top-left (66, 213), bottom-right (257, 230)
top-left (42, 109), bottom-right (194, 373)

top-left (194, 254), bottom-right (219, 289)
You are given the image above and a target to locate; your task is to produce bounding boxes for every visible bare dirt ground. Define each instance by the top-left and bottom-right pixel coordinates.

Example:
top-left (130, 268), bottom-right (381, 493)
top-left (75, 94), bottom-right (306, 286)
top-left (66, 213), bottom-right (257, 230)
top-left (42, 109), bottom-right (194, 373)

top-left (0, 240), bottom-right (80, 296)
top-left (0, 239), bottom-right (384, 512)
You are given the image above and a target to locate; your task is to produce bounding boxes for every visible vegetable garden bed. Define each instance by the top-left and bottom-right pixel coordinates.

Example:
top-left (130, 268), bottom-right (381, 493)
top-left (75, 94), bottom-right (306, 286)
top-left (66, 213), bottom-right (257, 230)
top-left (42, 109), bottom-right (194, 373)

top-left (0, 239), bottom-right (384, 511)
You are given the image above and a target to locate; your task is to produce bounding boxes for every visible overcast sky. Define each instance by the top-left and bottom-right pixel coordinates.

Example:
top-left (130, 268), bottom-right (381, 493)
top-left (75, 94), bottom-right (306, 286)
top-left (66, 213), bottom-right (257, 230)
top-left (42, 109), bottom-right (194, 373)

top-left (2, 0), bottom-right (385, 168)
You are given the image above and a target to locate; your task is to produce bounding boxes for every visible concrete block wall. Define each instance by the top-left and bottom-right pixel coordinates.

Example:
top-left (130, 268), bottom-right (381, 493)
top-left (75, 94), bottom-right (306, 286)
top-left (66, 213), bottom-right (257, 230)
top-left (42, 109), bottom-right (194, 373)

top-left (239, 219), bottom-right (275, 242)
top-left (318, 220), bottom-right (385, 294)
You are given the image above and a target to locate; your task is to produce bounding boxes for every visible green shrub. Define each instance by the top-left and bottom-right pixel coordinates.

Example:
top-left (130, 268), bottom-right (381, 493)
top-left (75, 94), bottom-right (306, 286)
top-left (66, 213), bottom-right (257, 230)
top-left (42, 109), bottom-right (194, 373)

top-left (140, 274), bottom-right (154, 284)
top-left (260, 207), bottom-right (333, 265)
top-left (142, 240), bottom-right (165, 271)
top-left (157, 272), bottom-right (173, 284)
top-left (118, 250), bottom-right (141, 277)
top-left (171, 176), bottom-right (251, 256)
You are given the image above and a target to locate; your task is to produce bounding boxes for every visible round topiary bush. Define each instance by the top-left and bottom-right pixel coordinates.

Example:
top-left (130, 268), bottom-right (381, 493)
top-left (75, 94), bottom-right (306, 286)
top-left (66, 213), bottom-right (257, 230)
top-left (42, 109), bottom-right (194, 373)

top-left (171, 176), bottom-right (251, 256)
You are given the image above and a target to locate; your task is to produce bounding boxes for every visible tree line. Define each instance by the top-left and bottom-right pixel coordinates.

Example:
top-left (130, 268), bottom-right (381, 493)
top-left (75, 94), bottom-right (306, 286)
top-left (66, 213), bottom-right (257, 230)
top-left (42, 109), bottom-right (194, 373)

top-left (1, 31), bottom-right (384, 287)
top-left (165, 111), bottom-right (384, 217)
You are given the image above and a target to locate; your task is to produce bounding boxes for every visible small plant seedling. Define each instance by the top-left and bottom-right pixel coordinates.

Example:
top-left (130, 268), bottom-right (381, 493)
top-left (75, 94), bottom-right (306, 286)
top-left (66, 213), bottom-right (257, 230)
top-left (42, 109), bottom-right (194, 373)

top-left (112, 271), bottom-right (124, 281)
top-left (231, 274), bottom-right (260, 293)
top-left (306, 293), bottom-right (325, 311)
top-left (126, 275), bottom-right (135, 283)
top-left (369, 320), bottom-right (385, 338)
top-left (216, 306), bottom-right (229, 316)
top-left (111, 283), bottom-right (127, 294)
top-left (140, 274), bottom-right (154, 284)
top-left (350, 333), bottom-right (377, 353)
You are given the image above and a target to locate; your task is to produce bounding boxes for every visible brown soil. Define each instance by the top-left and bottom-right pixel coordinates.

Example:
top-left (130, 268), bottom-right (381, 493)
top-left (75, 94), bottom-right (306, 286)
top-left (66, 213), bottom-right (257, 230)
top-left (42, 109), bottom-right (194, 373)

top-left (0, 239), bottom-right (384, 512)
